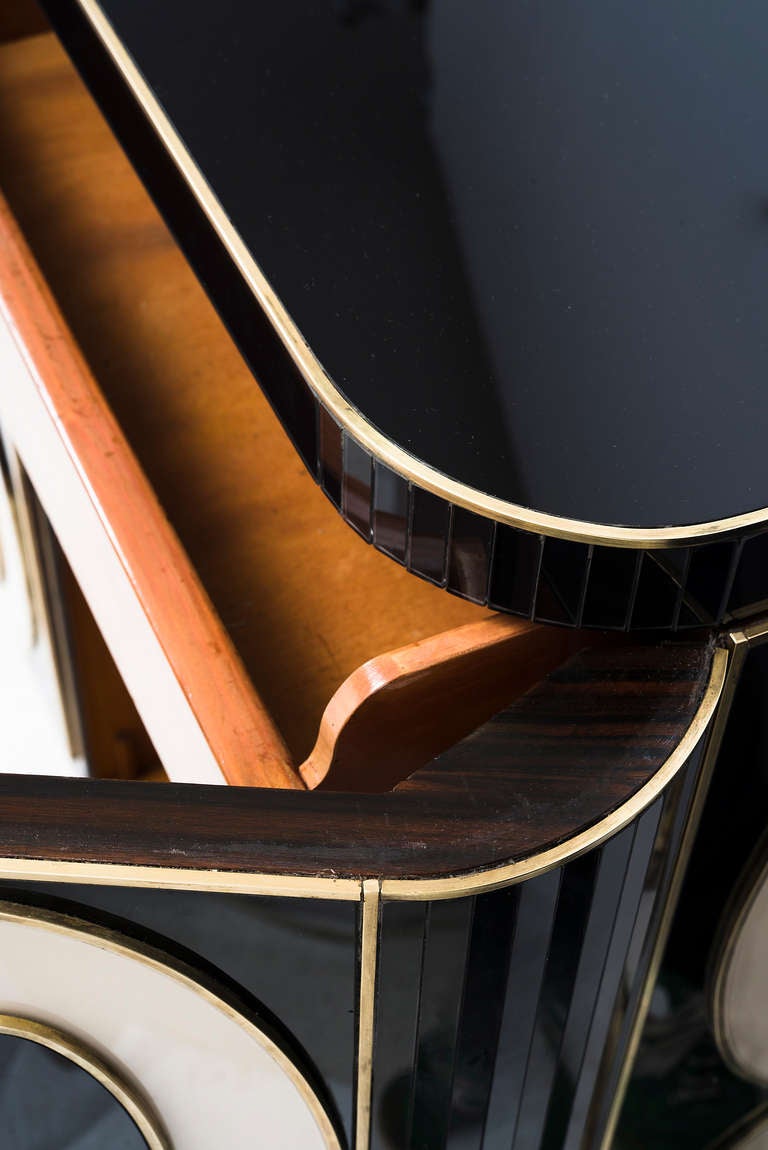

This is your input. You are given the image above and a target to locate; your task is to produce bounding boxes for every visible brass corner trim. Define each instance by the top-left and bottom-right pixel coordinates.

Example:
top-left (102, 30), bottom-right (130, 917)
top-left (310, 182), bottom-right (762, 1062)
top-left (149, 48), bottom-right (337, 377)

top-left (71, 0), bottom-right (768, 550)
top-left (0, 1013), bottom-right (170, 1149)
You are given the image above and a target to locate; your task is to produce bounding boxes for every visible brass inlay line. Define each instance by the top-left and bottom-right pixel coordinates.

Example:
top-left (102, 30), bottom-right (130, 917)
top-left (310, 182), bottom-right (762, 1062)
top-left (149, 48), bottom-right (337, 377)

top-left (0, 901), bottom-right (342, 1150)
top-left (356, 879), bottom-right (380, 1150)
top-left (598, 628), bottom-right (751, 1150)
top-left (0, 1013), bottom-right (170, 1150)
top-left (72, 0), bottom-right (768, 550)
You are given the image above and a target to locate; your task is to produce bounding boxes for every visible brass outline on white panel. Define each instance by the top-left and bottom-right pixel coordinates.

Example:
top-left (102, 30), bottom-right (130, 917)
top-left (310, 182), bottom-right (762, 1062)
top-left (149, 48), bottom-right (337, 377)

top-left (0, 901), bottom-right (343, 1150)
top-left (0, 1013), bottom-right (170, 1149)
top-left (72, 0), bottom-right (768, 550)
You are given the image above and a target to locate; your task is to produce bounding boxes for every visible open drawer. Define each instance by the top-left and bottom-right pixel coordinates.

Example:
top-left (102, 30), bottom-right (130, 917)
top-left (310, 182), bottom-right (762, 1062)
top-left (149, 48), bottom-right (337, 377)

top-left (0, 24), bottom-right (585, 789)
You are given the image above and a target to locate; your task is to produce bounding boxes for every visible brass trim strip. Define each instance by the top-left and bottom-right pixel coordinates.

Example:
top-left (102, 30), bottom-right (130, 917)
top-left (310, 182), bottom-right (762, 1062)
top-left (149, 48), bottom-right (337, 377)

top-left (0, 900), bottom-right (342, 1150)
top-left (71, 0), bottom-right (768, 550)
top-left (0, 1013), bottom-right (170, 1149)
top-left (355, 879), bottom-right (380, 1150)
top-left (382, 645), bottom-right (728, 900)
top-left (597, 629), bottom-right (750, 1150)
top-left (0, 860), bottom-right (363, 901)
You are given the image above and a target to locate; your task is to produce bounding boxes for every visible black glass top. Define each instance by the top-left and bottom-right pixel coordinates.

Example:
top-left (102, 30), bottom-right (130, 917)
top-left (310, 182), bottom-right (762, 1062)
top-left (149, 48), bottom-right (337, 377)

top-left (90, 0), bottom-right (768, 532)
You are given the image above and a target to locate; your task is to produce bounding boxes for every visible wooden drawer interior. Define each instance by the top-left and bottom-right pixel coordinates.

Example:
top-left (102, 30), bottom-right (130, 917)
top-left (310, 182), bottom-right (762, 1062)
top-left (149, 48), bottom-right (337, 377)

top-left (0, 21), bottom-right (581, 789)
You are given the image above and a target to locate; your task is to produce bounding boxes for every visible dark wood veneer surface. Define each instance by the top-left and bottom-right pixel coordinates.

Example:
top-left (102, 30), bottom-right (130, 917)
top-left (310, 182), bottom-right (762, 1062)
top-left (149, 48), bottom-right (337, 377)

top-left (0, 643), bottom-right (716, 881)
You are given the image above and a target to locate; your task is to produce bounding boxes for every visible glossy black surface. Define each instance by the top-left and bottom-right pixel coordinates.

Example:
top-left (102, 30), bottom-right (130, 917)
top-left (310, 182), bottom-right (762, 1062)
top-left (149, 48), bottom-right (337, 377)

top-left (0, 1035), bottom-right (148, 1148)
top-left (76, 0), bottom-right (768, 529)
top-left (370, 746), bottom-right (703, 1150)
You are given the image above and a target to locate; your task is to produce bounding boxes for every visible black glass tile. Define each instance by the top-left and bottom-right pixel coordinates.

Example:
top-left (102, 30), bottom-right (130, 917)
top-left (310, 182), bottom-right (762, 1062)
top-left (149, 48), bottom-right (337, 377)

top-left (582, 547), bottom-right (642, 630)
top-left (488, 527), bottom-right (543, 617)
top-left (409, 487), bottom-right (450, 585)
top-left (685, 541), bottom-right (738, 621)
top-left (342, 435), bottom-right (372, 540)
top-left (319, 407), bottom-right (343, 508)
top-left (447, 507), bottom-right (493, 604)
top-left (631, 553), bottom-right (683, 630)
top-left (729, 532), bottom-right (768, 615)
top-left (536, 538), bottom-right (591, 624)
top-left (372, 462), bottom-right (409, 564)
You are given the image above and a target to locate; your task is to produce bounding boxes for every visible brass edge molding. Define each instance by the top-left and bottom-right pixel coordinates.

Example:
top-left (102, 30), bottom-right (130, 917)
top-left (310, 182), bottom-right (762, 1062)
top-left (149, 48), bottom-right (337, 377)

top-left (382, 644), bottom-right (728, 900)
top-left (72, 0), bottom-right (768, 550)
top-left (0, 900), bottom-right (343, 1150)
top-left (0, 648), bottom-right (727, 903)
top-left (598, 628), bottom-right (751, 1150)
top-left (0, 861), bottom-right (363, 901)
top-left (355, 879), bottom-right (380, 1150)
top-left (0, 1012), bottom-right (170, 1150)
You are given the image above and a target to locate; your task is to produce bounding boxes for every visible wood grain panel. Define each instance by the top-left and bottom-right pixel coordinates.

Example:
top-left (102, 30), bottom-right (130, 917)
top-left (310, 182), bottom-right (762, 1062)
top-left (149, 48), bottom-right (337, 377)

top-left (0, 643), bottom-right (717, 882)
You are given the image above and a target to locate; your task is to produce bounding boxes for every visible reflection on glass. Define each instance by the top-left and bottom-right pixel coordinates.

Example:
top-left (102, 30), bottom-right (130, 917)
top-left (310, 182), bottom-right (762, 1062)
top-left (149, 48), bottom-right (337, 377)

top-left (0, 1033), bottom-right (148, 1149)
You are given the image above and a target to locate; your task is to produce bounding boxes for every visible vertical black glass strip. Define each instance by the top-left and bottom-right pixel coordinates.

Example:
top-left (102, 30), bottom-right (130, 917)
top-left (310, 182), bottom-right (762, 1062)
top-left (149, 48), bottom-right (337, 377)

top-left (560, 806), bottom-right (661, 1150)
top-left (582, 547), bottom-right (642, 630)
top-left (409, 898), bottom-right (475, 1149)
top-left (445, 886), bottom-right (520, 1150)
top-left (588, 749), bottom-right (704, 1146)
top-left (319, 407), bottom-right (343, 509)
top-left (371, 902), bottom-right (428, 1150)
top-left (409, 487), bottom-right (450, 586)
top-left (342, 435), bottom-right (373, 541)
top-left (510, 851), bottom-right (601, 1150)
top-left (536, 538), bottom-right (591, 625)
top-left (372, 462), bottom-right (409, 564)
top-left (447, 507), bottom-right (493, 605)
top-left (488, 527), bottom-right (544, 617)
top-left (482, 869), bottom-right (562, 1150)
top-left (540, 826), bottom-right (637, 1150)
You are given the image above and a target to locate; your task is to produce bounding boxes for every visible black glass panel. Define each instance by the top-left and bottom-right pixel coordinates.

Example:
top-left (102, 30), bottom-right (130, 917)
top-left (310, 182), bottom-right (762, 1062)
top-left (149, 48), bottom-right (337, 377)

top-left (447, 507), bottom-right (493, 605)
top-left (71, 0), bottom-right (768, 531)
top-left (685, 541), bottom-right (738, 621)
top-left (372, 462), bottom-right (409, 564)
top-left (631, 553), bottom-right (684, 630)
top-left (319, 407), bottom-right (343, 509)
top-left (582, 547), bottom-right (641, 630)
top-left (730, 533), bottom-right (768, 615)
top-left (409, 487), bottom-right (449, 585)
top-left (0, 1034), bottom-right (148, 1149)
top-left (536, 538), bottom-right (591, 625)
top-left (342, 435), bottom-right (373, 540)
top-left (488, 527), bottom-right (543, 617)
